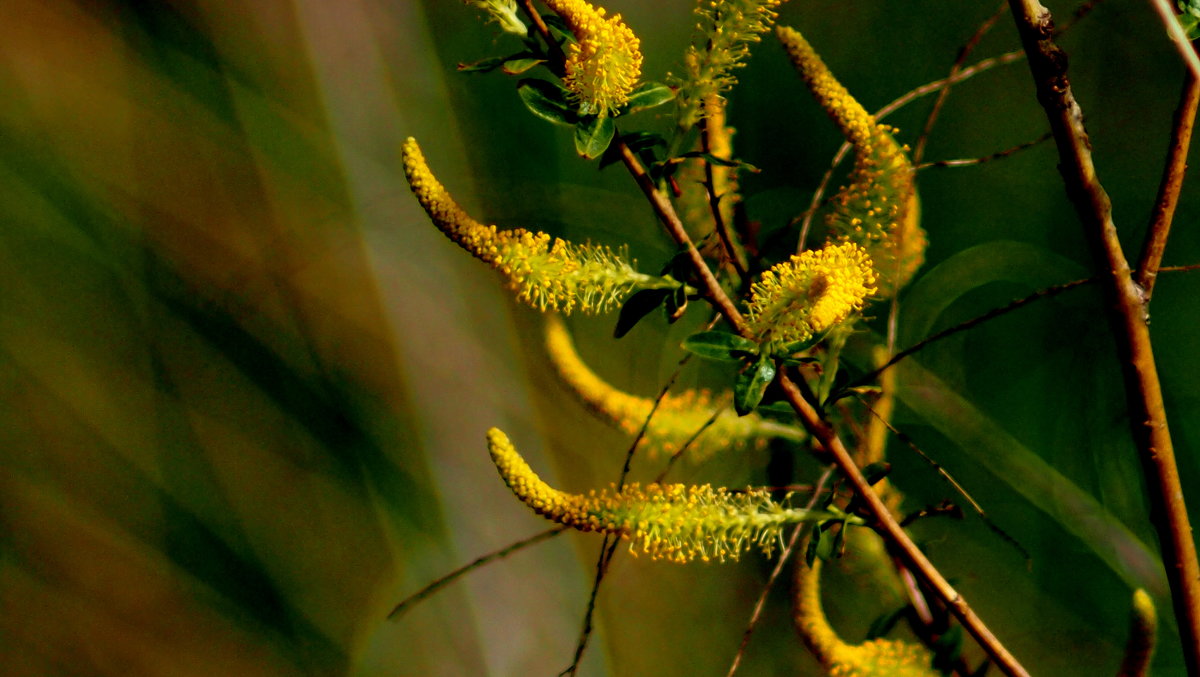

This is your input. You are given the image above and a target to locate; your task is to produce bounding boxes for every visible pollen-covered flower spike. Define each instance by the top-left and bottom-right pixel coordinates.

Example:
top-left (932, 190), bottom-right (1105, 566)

top-left (795, 555), bottom-right (939, 677)
top-left (542, 0), bottom-right (643, 117)
top-left (487, 428), bottom-right (837, 562)
top-left (403, 137), bottom-right (667, 314)
top-left (777, 25), bottom-right (925, 295)
top-left (745, 241), bottom-right (876, 346)
top-left (544, 316), bottom-right (804, 460)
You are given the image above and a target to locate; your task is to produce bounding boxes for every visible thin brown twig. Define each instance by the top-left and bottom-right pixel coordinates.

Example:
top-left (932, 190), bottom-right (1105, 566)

top-left (913, 1), bottom-right (1010, 164)
top-left (916, 132), bottom-right (1053, 170)
top-left (796, 50), bottom-right (1026, 251)
top-left (725, 466), bottom-right (836, 677)
top-left (618, 136), bottom-right (1031, 677)
top-left (387, 526), bottom-right (567, 619)
top-left (1135, 70), bottom-right (1200, 299)
top-left (1007, 2), bottom-right (1200, 672)
top-left (854, 277), bottom-right (1091, 388)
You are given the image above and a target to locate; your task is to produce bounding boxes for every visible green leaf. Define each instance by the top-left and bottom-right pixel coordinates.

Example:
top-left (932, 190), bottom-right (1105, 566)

top-left (613, 288), bottom-right (671, 338)
top-left (574, 115), bottom-right (615, 159)
top-left (681, 331), bottom-right (759, 362)
top-left (621, 82), bottom-right (675, 114)
top-left (517, 79), bottom-right (576, 126)
top-left (540, 13), bottom-right (575, 44)
top-left (457, 56), bottom-right (508, 73)
top-left (502, 57), bottom-right (545, 75)
top-left (735, 354), bottom-right (776, 416)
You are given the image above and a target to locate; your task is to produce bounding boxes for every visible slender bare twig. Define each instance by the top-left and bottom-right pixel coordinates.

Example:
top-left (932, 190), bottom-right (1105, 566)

top-left (1007, 2), bottom-right (1200, 672)
top-left (1135, 70), bottom-right (1200, 299)
top-left (796, 50), bottom-right (1026, 251)
top-left (854, 277), bottom-right (1091, 388)
top-left (726, 466), bottom-right (836, 677)
top-left (913, 1), bottom-right (1010, 164)
top-left (917, 132), bottom-right (1053, 170)
top-left (387, 527), bottom-right (567, 619)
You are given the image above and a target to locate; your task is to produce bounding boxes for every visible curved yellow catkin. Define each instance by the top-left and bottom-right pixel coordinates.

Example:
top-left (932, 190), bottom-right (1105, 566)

top-left (795, 555), bottom-right (939, 677)
top-left (776, 26), bottom-right (925, 295)
top-left (745, 241), bottom-right (877, 346)
top-left (1118, 589), bottom-right (1157, 677)
top-left (402, 137), bottom-right (657, 314)
top-left (487, 428), bottom-right (820, 562)
top-left (544, 315), bottom-right (804, 460)
top-left (542, 0), bottom-right (643, 117)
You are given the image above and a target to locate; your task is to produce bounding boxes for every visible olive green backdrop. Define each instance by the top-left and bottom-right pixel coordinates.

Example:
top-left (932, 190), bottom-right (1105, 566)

top-left (1, 1), bottom-right (1197, 675)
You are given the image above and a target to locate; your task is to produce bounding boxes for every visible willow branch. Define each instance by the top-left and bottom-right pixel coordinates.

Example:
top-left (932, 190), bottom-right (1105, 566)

top-left (1135, 69), bottom-right (1200, 299)
top-left (616, 144), bottom-right (1029, 677)
top-left (1007, 2), bottom-right (1200, 672)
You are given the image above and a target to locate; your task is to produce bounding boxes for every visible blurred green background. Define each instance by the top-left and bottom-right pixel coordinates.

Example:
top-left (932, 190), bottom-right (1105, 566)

top-left (1, 1), bottom-right (1198, 675)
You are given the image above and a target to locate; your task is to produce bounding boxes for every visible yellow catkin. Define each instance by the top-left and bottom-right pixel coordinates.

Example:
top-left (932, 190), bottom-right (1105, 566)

top-left (542, 0), bottom-right (643, 117)
top-left (544, 315), bottom-right (804, 460)
top-left (777, 26), bottom-right (925, 295)
top-left (402, 137), bottom-right (655, 314)
top-left (795, 556), bottom-right (939, 677)
top-left (487, 428), bottom-right (820, 562)
top-left (745, 241), bottom-right (877, 346)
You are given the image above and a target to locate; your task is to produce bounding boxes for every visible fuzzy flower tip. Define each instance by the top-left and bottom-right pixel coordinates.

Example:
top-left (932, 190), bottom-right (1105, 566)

top-left (796, 557), bottom-right (939, 677)
top-left (465, 0), bottom-right (527, 35)
top-left (745, 242), bottom-right (876, 345)
top-left (776, 26), bottom-right (925, 295)
top-left (487, 428), bottom-right (821, 562)
top-left (544, 316), bottom-right (804, 461)
top-left (543, 0), bottom-right (643, 117)
top-left (402, 137), bottom-right (654, 314)
top-left (675, 0), bottom-right (787, 127)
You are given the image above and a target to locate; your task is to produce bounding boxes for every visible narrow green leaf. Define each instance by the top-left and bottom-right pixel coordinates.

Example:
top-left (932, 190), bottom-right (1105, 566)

top-left (664, 285), bottom-right (688, 322)
top-left (681, 331), bottom-right (759, 362)
top-left (613, 288), bottom-right (671, 338)
top-left (574, 115), bottom-right (615, 159)
top-left (517, 78), bottom-right (576, 126)
top-left (457, 56), bottom-right (508, 73)
top-left (735, 355), bottom-right (776, 416)
top-left (622, 82), bottom-right (675, 114)
top-left (502, 57), bottom-right (545, 75)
